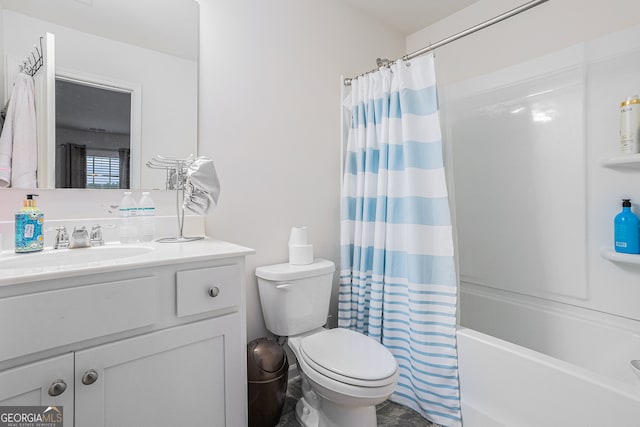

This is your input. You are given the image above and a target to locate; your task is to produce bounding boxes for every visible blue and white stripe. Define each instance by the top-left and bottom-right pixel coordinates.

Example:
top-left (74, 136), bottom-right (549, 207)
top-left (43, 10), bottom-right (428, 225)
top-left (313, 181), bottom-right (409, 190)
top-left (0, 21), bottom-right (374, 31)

top-left (339, 54), bottom-right (461, 426)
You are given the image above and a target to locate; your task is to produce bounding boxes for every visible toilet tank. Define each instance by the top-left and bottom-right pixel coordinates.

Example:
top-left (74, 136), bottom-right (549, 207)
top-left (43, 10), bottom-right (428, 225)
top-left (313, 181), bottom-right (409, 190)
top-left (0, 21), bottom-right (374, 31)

top-left (255, 259), bottom-right (335, 336)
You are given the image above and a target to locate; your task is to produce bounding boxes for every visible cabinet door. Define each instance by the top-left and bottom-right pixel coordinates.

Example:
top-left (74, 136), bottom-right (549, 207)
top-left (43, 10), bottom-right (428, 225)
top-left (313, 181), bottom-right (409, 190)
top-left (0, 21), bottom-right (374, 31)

top-left (0, 353), bottom-right (74, 426)
top-left (74, 314), bottom-right (244, 427)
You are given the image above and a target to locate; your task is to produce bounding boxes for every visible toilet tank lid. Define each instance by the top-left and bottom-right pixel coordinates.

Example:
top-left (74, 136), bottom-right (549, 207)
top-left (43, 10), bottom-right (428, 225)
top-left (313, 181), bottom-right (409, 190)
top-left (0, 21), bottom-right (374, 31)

top-left (255, 259), bottom-right (335, 281)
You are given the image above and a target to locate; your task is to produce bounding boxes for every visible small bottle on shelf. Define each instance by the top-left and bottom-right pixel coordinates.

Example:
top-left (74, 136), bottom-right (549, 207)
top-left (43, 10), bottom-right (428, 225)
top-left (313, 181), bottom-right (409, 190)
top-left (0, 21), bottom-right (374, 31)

top-left (614, 199), bottom-right (640, 254)
top-left (620, 96), bottom-right (640, 155)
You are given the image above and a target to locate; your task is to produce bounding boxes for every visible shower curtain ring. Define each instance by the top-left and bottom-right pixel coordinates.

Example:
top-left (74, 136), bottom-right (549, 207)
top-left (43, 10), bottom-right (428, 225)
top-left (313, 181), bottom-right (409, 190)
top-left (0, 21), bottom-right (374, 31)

top-left (428, 42), bottom-right (436, 58)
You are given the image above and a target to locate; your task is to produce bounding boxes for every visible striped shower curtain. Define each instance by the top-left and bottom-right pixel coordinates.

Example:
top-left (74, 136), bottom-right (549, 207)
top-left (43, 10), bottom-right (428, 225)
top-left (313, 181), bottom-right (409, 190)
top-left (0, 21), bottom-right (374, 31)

top-left (339, 54), bottom-right (461, 426)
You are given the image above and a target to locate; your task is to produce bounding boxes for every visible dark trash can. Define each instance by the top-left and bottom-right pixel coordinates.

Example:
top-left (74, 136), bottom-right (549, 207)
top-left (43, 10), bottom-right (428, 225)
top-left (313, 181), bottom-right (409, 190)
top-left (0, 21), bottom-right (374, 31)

top-left (247, 338), bottom-right (289, 427)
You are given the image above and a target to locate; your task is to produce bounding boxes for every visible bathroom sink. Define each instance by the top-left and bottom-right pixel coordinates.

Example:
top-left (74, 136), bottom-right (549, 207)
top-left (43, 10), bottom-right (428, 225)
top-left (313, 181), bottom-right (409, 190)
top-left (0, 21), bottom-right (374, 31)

top-left (0, 246), bottom-right (154, 270)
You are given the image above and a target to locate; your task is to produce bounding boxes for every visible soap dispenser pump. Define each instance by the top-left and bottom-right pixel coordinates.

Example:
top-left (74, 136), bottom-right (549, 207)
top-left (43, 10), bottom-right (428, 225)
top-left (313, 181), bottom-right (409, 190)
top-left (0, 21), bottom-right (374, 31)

top-left (15, 194), bottom-right (44, 253)
top-left (614, 198), bottom-right (640, 254)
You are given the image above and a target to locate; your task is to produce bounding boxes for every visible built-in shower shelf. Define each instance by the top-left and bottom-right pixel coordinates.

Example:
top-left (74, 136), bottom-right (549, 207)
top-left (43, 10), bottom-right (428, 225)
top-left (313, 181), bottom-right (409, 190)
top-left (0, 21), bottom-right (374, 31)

top-left (600, 247), bottom-right (640, 264)
top-left (601, 153), bottom-right (640, 169)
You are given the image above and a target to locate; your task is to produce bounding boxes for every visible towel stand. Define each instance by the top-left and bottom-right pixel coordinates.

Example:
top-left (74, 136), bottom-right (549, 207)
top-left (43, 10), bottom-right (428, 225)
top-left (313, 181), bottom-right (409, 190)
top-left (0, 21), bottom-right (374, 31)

top-left (146, 155), bottom-right (204, 243)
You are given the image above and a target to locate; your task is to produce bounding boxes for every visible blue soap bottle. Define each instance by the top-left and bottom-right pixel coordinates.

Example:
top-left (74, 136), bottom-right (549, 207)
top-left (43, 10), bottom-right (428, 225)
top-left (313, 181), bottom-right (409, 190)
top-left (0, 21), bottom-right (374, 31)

top-left (614, 198), bottom-right (640, 254)
top-left (15, 194), bottom-right (44, 253)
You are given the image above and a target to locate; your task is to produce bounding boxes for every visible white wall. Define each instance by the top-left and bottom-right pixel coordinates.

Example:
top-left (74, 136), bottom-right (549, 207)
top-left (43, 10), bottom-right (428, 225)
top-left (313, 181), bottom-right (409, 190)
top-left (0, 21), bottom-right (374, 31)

top-left (407, 0), bottom-right (640, 86)
top-left (408, 0), bottom-right (640, 373)
top-left (2, 9), bottom-right (197, 189)
top-left (198, 0), bottom-right (405, 341)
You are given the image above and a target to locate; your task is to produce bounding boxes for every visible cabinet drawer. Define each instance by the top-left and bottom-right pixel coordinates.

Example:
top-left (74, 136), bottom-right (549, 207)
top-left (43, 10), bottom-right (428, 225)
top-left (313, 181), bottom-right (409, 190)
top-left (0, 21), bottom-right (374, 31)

top-left (0, 276), bottom-right (158, 361)
top-left (176, 264), bottom-right (240, 317)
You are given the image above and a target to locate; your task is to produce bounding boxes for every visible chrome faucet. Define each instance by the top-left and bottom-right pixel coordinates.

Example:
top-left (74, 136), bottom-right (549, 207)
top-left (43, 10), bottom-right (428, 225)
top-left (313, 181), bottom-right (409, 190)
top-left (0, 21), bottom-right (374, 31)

top-left (69, 226), bottom-right (90, 249)
top-left (90, 224), bottom-right (105, 246)
top-left (53, 227), bottom-right (69, 250)
top-left (51, 223), bottom-right (113, 249)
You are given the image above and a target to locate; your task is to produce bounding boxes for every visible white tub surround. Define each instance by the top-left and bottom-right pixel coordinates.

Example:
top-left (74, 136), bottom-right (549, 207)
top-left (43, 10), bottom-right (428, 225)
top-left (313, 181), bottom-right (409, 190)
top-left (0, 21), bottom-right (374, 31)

top-left (0, 239), bottom-right (254, 427)
top-left (457, 328), bottom-right (640, 426)
top-left (436, 22), bottom-right (640, 414)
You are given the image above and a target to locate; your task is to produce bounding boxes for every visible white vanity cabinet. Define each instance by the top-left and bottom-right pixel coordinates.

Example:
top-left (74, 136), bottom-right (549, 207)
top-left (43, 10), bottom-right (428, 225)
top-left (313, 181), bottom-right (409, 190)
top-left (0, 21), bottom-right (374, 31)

top-left (0, 353), bottom-right (75, 411)
top-left (0, 240), bottom-right (254, 427)
top-left (74, 314), bottom-right (239, 427)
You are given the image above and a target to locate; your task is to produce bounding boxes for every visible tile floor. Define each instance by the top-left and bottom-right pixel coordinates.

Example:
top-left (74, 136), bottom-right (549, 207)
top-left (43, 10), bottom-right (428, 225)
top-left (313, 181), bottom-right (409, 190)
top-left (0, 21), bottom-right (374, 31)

top-left (275, 378), bottom-right (436, 427)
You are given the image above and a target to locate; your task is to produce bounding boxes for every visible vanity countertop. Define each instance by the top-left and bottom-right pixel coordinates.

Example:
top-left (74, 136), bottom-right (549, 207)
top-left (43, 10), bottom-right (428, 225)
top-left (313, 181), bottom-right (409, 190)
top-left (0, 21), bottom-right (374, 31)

top-left (0, 238), bottom-right (255, 287)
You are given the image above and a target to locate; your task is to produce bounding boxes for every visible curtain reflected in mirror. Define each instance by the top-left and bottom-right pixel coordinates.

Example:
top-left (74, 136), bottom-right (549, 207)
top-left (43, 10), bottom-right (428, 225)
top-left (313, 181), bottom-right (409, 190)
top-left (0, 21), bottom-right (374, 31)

top-left (55, 78), bottom-right (131, 189)
top-left (55, 142), bottom-right (85, 187)
top-left (118, 148), bottom-right (130, 189)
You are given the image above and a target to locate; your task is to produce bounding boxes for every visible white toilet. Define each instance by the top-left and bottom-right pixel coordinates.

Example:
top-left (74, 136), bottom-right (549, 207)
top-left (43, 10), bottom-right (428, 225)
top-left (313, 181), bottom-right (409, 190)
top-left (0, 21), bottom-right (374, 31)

top-left (255, 259), bottom-right (399, 427)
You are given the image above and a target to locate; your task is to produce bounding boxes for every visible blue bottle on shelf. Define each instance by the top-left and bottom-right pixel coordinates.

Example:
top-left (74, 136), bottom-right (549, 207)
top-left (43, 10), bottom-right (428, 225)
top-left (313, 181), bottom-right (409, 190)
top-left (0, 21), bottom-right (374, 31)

top-left (614, 199), bottom-right (640, 254)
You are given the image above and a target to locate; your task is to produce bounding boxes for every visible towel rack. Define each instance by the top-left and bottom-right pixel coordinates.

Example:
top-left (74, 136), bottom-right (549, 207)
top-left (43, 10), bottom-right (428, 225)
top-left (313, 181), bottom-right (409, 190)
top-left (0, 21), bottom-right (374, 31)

top-left (146, 155), bottom-right (204, 243)
top-left (2, 38), bottom-right (45, 111)
top-left (146, 155), bottom-right (189, 190)
top-left (19, 37), bottom-right (44, 77)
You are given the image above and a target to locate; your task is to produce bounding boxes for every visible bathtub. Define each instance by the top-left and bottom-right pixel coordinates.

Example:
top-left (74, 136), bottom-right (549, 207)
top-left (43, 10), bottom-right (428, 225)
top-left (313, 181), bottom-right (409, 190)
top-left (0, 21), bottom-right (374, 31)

top-left (457, 327), bottom-right (640, 426)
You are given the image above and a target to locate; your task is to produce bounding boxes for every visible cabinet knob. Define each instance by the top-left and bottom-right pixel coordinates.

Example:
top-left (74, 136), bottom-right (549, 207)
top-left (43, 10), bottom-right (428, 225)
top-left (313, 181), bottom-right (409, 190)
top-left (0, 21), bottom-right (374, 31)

top-left (48, 379), bottom-right (67, 396)
top-left (82, 369), bottom-right (99, 385)
top-left (208, 286), bottom-right (220, 298)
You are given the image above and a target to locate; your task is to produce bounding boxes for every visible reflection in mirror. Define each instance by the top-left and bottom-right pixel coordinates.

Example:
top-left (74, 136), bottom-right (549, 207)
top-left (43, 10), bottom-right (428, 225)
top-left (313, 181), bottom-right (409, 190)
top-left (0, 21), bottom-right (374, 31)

top-left (0, 0), bottom-right (199, 190)
top-left (55, 79), bottom-right (132, 189)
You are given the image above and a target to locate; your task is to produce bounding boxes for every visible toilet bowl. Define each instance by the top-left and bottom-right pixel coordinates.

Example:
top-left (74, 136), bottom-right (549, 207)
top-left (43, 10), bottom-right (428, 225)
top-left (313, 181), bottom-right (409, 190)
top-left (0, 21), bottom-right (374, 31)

top-left (290, 328), bottom-right (398, 427)
top-left (255, 259), bottom-right (399, 427)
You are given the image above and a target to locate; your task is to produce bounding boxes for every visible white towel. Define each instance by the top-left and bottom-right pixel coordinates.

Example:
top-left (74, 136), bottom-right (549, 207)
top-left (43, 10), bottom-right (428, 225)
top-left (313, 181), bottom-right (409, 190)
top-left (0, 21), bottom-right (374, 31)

top-left (183, 156), bottom-right (220, 215)
top-left (0, 73), bottom-right (37, 188)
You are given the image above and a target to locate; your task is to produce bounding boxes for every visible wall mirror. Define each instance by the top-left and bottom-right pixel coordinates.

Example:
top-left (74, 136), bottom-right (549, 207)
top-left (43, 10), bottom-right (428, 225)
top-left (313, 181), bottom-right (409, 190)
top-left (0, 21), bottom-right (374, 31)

top-left (0, 0), bottom-right (199, 190)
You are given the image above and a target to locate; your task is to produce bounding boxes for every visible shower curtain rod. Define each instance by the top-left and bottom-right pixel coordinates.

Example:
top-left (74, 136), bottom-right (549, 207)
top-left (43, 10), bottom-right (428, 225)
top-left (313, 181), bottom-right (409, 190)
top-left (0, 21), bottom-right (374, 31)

top-left (343, 0), bottom-right (549, 86)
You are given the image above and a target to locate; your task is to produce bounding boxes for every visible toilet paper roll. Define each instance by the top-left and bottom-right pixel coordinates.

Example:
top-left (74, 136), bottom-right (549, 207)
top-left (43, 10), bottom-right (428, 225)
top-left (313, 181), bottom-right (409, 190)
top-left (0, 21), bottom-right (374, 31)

top-left (289, 226), bottom-right (309, 246)
top-left (289, 244), bottom-right (313, 265)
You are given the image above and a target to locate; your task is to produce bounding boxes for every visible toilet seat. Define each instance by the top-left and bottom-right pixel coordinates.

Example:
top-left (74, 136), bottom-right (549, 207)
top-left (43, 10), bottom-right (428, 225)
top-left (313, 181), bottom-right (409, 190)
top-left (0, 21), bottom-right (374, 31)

top-left (299, 328), bottom-right (397, 388)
